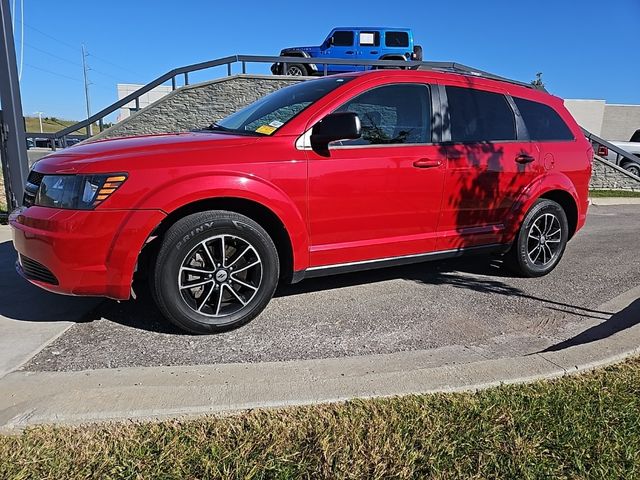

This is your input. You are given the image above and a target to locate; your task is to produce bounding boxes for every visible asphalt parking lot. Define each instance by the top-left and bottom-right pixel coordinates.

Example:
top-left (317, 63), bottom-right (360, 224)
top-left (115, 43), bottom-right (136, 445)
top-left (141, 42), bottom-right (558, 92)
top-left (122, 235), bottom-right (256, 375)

top-left (2, 204), bottom-right (639, 373)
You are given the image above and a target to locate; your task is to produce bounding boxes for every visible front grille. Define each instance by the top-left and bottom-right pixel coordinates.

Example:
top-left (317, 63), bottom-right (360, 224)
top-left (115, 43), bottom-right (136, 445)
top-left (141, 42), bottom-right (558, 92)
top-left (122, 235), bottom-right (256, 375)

top-left (23, 171), bottom-right (44, 207)
top-left (19, 254), bottom-right (59, 285)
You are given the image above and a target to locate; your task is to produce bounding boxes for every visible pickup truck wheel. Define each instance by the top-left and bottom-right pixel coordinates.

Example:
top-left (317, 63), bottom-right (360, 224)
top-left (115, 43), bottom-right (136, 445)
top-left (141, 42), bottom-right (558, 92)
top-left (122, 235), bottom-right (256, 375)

top-left (285, 63), bottom-right (306, 76)
top-left (152, 211), bottom-right (279, 334)
top-left (505, 199), bottom-right (568, 277)
top-left (622, 161), bottom-right (640, 177)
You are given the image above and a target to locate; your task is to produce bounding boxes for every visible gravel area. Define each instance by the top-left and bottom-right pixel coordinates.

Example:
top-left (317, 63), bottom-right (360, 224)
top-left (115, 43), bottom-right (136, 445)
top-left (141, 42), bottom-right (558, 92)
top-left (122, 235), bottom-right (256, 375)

top-left (24, 205), bottom-right (640, 372)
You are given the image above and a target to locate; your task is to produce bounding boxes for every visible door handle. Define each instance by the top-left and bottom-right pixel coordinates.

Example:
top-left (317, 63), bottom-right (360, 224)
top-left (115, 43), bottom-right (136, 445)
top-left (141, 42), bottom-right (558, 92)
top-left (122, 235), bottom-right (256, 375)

top-left (371, 50), bottom-right (379, 54)
top-left (345, 50), bottom-right (355, 54)
top-left (413, 158), bottom-right (442, 168)
top-left (515, 154), bottom-right (535, 164)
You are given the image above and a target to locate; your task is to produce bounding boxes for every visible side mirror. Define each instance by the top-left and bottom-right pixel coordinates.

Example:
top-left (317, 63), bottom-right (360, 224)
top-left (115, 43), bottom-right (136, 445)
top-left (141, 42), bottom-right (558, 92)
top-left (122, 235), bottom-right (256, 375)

top-left (310, 112), bottom-right (361, 153)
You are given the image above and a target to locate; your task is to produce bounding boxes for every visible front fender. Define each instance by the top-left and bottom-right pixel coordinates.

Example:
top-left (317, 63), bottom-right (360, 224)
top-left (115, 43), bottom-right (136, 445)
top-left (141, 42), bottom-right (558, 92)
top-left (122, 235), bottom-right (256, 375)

top-left (504, 172), bottom-right (581, 241)
top-left (135, 173), bottom-right (310, 271)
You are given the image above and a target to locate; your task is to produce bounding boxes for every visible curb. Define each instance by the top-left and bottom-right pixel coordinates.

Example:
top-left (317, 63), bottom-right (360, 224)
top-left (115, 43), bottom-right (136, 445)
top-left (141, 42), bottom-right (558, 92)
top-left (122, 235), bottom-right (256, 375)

top-left (589, 197), bottom-right (640, 205)
top-left (0, 287), bottom-right (639, 433)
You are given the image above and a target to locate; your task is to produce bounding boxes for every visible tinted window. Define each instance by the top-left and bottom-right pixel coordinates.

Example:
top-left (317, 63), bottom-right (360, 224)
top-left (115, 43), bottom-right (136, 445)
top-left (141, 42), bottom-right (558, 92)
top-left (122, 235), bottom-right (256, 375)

top-left (335, 84), bottom-right (431, 145)
top-left (385, 31), bottom-right (409, 47)
top-left (446, 86), bottom-right (516, 142)
top-left (359, 31), bottom-right (380, 46)
top-left (514, 97), bottom-right (574, 141)
top-left (332, 31), bottom-right (354, 46)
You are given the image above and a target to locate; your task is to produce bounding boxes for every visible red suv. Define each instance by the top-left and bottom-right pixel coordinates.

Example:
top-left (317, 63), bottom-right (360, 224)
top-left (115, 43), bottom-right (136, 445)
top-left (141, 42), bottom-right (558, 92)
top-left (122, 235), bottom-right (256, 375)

top-left (10, 70), bottom-right (592, 334)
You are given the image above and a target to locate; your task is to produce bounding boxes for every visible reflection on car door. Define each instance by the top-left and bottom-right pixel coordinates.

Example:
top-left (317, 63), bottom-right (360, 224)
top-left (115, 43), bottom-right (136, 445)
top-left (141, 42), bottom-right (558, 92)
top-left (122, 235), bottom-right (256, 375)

top-left (438, 84), bottom-right (542, 250)
top-left (306, 83), bottom-right (447, 267)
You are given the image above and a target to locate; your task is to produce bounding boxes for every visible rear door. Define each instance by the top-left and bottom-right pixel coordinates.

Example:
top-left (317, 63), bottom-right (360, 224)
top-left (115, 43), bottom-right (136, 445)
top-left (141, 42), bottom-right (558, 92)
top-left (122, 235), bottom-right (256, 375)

top-left (437, 84), bottom-right (542, 250)
top-left (306, 82), bottom-right (447, 267)
top-left (356, 30), bottom-right (381, 69)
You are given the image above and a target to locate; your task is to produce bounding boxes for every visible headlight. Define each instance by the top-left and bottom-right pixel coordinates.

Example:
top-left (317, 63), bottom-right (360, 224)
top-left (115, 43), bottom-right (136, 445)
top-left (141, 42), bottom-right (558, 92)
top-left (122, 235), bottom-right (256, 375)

top-left (34, 174), bottom-right (127, 210)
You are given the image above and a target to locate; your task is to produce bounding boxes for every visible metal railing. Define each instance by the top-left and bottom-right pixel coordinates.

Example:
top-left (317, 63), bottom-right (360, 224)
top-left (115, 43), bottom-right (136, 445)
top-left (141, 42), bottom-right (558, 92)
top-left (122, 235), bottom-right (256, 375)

top-left (582, 127), bottom-right (640, 179)
top-left (40, 54), bottom-right (540, 149)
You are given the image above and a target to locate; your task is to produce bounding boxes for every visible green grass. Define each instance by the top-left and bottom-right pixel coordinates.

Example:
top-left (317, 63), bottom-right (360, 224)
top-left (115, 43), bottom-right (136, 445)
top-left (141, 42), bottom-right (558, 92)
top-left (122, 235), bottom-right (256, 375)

top-left (2, 358), bottom-right (640, 479)
top-left (590, 189), bottom-right (640, 197)
top-left (24, 116), bottom-right (104, 136)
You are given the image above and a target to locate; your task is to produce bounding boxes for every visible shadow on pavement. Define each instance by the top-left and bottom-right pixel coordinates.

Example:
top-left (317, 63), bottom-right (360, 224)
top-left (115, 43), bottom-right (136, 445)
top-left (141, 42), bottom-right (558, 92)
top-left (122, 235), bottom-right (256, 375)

top-left (539, 298), bottom-right (640, 352)
top-left (0, 238), bottom-right (621, 337)
top-left (0, 241), bottom-right (101, 322)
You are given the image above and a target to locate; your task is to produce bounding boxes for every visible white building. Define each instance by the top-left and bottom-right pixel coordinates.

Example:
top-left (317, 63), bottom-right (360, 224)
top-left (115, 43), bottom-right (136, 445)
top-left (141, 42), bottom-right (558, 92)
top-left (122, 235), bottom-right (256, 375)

top-left (564, 99), bottom-right (640, 141)
top-left (116, 84), bottom-right (172, 122)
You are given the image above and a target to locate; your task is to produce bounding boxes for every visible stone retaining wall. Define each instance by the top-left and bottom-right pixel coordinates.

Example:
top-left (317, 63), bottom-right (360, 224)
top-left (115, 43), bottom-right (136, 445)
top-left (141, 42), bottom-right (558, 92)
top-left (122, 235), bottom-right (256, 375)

top-left (91, 75), bottom-right (305, 141)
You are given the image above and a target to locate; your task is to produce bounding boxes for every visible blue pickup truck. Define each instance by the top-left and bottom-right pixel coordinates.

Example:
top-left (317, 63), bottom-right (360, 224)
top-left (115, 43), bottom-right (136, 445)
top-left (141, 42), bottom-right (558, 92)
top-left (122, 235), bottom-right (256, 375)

top-left (271, 27), bottom-right (422, 76)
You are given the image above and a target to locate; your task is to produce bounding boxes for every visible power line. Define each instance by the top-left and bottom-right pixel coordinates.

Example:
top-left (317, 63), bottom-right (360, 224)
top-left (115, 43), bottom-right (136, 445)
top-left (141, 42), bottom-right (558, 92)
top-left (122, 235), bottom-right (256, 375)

top-left (24, 41), bottom-right (82, 67)
top-left (24, 22), bottom-right (139, 76)
top-left (23, 62), bottom-right (113, 91)
top-left (24, 22), bottom-right (76, 50)
top-left (24, 62), bottom-right (82, 82)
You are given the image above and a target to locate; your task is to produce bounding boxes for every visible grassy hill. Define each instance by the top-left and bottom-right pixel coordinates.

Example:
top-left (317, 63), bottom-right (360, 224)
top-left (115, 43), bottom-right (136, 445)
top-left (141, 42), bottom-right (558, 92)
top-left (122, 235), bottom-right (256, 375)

top-left (24, 116), bottom-right (107, 135)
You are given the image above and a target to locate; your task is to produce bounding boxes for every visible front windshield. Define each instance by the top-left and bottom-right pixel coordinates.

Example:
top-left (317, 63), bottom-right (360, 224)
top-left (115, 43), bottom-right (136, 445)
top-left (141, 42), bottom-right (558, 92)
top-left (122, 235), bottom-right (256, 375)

top-left (213, 76), bottom-right (354, 135)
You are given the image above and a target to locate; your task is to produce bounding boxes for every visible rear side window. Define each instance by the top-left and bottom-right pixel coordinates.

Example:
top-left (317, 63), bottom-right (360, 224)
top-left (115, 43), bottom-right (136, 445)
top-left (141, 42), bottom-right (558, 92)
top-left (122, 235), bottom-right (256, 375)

top-left (335, 84), bottom-right (431, 146)
top-left (385, 31), bottom-right (409, 47)
top-left (513, 97), bottom-right (574, 141)
top-left (332, 31), bottom-right (354, 46)
top-left (446, 86), bottom-right (516, 142)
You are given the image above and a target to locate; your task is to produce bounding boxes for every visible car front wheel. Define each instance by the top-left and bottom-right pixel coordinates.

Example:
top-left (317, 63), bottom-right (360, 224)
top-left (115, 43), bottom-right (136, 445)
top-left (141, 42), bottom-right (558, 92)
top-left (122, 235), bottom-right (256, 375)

top-left (152, 211), bottom-right (279, 334)
top-left (506, 199), bottom-right (569, 277)
top-left (284, 63), bottom-right (307, 76)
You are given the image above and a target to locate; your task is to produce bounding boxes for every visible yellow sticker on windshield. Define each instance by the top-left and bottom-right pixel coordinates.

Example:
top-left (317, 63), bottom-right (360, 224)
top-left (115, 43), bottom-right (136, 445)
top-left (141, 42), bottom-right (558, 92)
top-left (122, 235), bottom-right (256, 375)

top-left (256, 125), bottom-right (277, 135)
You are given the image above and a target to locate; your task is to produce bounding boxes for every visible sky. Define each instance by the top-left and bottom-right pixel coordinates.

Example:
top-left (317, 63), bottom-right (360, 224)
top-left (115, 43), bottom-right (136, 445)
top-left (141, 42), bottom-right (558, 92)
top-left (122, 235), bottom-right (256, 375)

top-left (8, 0), bottom-right (640, 122)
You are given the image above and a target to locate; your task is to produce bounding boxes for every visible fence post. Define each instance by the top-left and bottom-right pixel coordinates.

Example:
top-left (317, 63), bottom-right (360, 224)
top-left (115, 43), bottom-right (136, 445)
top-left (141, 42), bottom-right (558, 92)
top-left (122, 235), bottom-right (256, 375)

top-left (0, 0), bottom-right (29, 209)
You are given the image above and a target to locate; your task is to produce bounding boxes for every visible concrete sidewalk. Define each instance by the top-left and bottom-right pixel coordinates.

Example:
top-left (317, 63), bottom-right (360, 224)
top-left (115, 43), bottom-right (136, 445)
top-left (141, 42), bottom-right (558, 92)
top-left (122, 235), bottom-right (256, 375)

top-left (1, 284), bottom-right (638, 432)
top-left (0, 227), bottom-right (100, 378)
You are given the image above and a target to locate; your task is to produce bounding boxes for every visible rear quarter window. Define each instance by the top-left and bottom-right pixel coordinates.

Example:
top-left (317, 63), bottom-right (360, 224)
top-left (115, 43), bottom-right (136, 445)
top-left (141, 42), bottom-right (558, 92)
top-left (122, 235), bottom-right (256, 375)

top-left (513, 97), bottom-right (575, 141)
top-left (385, 31), bottom-right (409, 47)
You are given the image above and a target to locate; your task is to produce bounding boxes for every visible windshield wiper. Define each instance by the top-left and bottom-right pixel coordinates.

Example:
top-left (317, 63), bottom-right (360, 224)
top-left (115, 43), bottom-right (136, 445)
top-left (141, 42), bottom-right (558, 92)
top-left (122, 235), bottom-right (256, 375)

top-left (204, 122), bottom-right (234, 132)
top-left (199, 123), bottom-right (263, 136)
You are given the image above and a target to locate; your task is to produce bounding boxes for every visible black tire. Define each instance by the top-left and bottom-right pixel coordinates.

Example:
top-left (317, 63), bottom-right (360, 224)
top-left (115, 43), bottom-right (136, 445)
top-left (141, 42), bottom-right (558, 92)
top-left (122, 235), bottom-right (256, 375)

top-left (505, 199), bottom-right (569, 277)
top-left (152, 211), bottom-right (279, 334)
top-left (622, 161), bottom-right (640, 177)
top-left (284, 63), bottom-right (307, 76)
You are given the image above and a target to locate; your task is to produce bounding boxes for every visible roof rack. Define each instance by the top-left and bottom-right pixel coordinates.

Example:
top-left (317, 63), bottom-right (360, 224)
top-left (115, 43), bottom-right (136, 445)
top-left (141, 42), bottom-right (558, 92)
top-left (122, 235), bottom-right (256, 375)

top-left (416, 61), bottom-right (546, 92)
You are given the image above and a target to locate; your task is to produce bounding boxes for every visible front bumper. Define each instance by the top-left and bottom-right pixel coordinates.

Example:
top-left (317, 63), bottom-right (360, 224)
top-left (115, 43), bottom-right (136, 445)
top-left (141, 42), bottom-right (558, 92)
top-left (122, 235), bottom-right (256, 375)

top-left (10, 206), bottom-right (166, 300)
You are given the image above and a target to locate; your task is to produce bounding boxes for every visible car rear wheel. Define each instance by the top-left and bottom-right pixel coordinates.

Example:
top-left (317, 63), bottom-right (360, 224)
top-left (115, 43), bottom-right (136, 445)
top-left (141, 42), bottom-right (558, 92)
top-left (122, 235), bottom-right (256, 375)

top-left (506, 199), bottom-right (568, 277)
top-left (152, 211), bottom-right (279, 334)
top-left (622, 161), bottom-right (640, 177)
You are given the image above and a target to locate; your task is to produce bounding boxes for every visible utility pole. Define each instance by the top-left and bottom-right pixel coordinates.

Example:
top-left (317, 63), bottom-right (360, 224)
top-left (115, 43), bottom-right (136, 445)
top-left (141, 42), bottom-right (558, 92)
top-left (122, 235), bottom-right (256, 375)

top-left (34, 111), bottom-right (43, 132)
top-left (81, 44), bottom-right (92, 136)
top-left (0, 0), bottom-right (29, 210)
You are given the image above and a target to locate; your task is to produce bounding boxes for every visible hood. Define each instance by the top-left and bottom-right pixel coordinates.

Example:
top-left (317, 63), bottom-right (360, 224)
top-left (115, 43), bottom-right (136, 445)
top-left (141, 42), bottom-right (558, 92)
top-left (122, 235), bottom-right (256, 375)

top-left (33, 131), bottom-right (259, 174)
top-left (281, 46), bottom-right (321, 55)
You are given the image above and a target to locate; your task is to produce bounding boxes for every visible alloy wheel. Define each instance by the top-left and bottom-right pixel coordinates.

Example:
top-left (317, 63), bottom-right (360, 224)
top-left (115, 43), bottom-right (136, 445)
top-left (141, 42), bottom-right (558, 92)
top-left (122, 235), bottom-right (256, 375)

top-left (178, 234), bottom-right (262, 317)
top-left (527, 213), bottom-right (562, 267)
top-left (286, 65), bottom-right (304, 76)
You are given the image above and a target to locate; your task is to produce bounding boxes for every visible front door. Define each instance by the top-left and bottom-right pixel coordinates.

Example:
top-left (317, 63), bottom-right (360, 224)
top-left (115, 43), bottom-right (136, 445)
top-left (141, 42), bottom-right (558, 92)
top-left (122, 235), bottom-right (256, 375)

top-left (321, 30), bottom-right (357, 73)
top-left (307, 83), bottom-right (446, 267)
